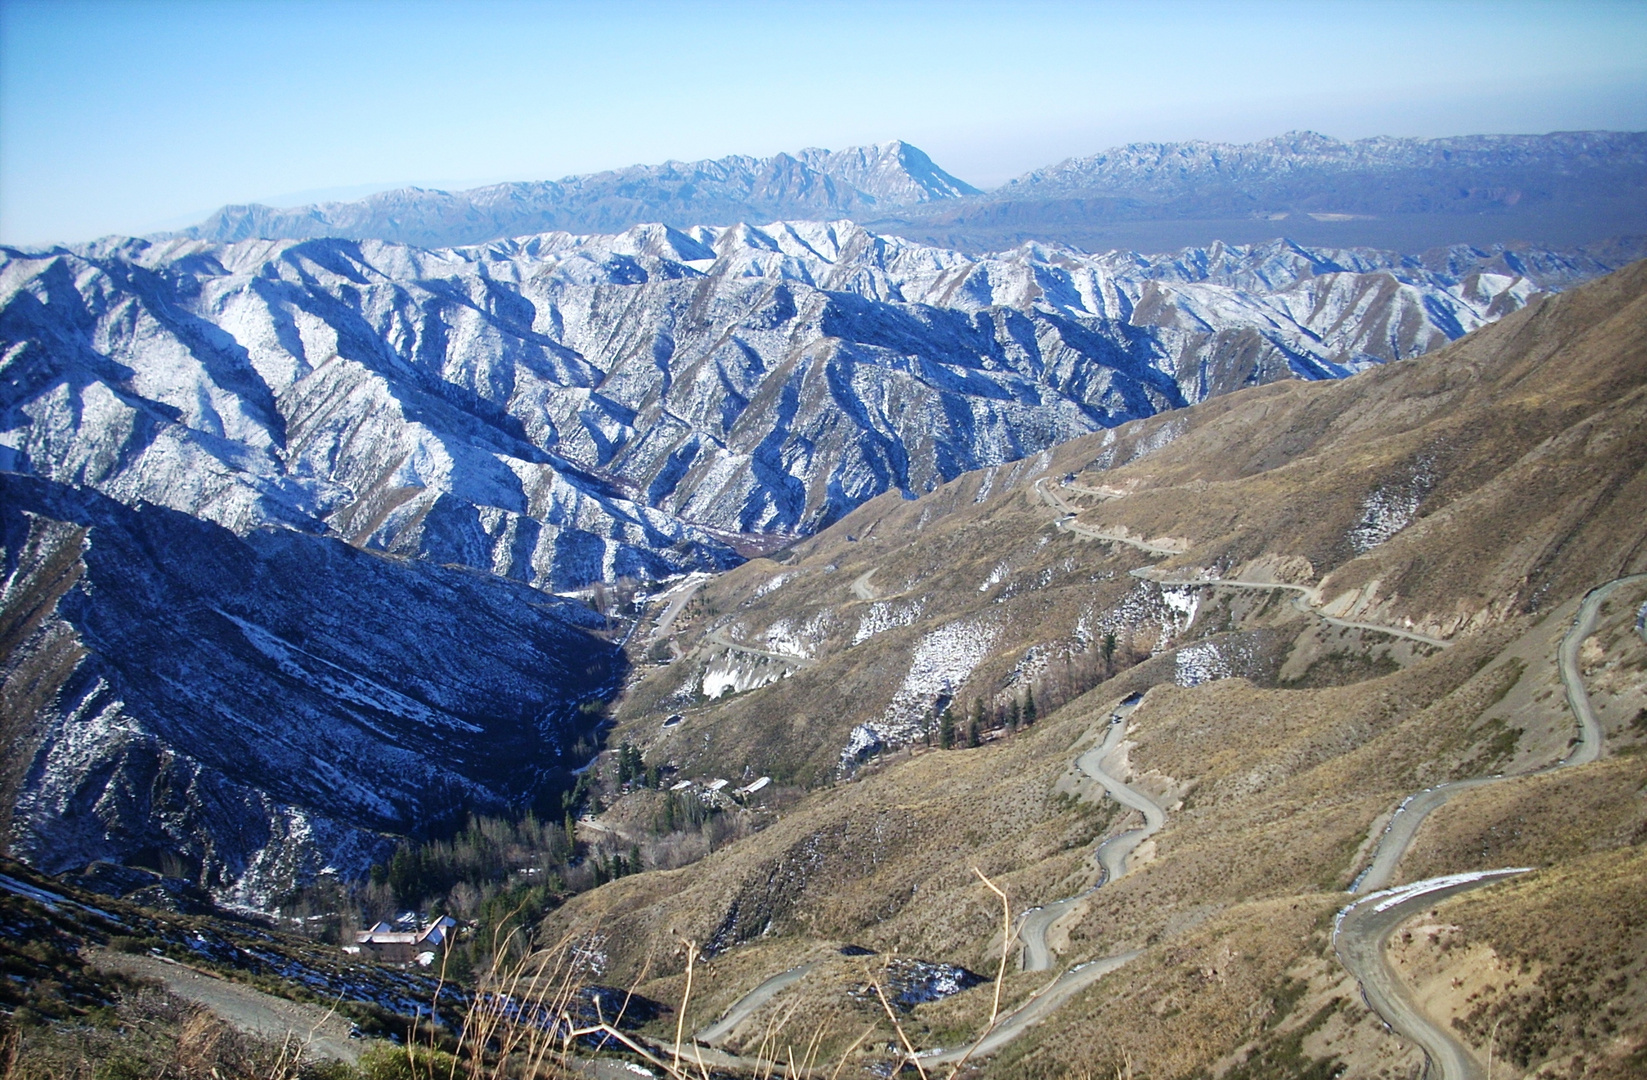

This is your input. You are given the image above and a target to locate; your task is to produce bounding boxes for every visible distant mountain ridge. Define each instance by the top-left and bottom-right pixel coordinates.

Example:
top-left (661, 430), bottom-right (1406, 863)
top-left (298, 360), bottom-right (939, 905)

top-left (997, 129), bottom-right (1647, 203)
top-left (173, 131), bottom-right (1647, 255)
top-left (885, 129), bottom-right (1647, 254)
top-left (182, 141), bottom-right (978, 248)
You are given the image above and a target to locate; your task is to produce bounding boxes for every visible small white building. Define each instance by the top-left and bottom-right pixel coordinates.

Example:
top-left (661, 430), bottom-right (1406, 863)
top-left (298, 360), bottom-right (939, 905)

top-left (355, 916), bottom-right (458, 964)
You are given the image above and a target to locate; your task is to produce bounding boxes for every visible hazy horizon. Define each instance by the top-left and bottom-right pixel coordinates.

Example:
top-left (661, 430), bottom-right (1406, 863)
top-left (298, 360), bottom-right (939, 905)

top-left (3, 0), bottom-right (1645, 247)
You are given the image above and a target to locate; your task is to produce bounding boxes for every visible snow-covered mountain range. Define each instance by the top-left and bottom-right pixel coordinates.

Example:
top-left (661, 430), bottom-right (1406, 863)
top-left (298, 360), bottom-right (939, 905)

top-left (183, 142), bottom-right (979, 248)
top-left (3, 222), bottom-right (1631, 591)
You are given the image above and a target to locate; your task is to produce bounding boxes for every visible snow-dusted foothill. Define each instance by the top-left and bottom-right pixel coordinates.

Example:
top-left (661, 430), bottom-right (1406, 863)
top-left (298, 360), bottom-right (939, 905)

top-left (841, 616), bottom-right (1003, 765)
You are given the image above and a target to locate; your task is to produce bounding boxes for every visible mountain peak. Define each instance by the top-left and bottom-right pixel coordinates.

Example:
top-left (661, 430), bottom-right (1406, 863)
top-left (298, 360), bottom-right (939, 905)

top-left (178, 141), bottom-right (977, 248)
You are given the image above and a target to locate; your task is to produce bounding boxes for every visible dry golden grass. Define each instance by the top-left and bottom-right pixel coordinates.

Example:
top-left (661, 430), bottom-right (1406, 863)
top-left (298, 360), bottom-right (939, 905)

top-left (1397, 756), bottom-right (1647, 881)
top-left (534, 263), bottom-right (1647, 1078)
top-left (1052, 260), bottom-right (1647, 639)
top-left (1416, 847), bottom-right (1647, 1079)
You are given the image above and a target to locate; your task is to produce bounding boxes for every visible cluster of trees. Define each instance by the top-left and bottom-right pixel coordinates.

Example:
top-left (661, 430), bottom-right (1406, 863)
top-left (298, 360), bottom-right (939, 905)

top-left (937, 689), bottom-right (1038, 749)
top-left (370, 813), bottom-right (575, 908)
top-left (933, 629), bottom-right (1148, 750)
top-left (613, 741), bottom-right (661, 789)
top-left (274, 733), bottom-right (742, 977)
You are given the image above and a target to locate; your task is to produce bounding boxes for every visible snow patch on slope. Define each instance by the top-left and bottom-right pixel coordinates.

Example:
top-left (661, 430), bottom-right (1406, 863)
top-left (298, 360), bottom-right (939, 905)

top-left (841, 617), bottom-right (1001, 766)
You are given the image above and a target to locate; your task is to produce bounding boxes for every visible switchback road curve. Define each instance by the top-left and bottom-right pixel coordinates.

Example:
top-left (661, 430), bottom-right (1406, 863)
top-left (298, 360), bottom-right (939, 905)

top-left (1334, 574), bottom-right (1647, 1079)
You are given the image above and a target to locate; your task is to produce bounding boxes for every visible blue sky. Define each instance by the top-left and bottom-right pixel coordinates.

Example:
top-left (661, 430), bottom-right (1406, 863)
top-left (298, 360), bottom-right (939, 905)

top-left (2, 0), bottom-right (1645, 245)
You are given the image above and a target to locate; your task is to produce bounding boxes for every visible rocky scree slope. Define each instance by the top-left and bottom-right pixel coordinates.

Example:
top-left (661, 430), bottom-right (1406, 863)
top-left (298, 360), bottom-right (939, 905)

top-left (0, 473), bottom-right (621, 907)
top-left (181, 141), bottom-right (979, 248)
top-left (1, 222), bottom-right (1620, 589)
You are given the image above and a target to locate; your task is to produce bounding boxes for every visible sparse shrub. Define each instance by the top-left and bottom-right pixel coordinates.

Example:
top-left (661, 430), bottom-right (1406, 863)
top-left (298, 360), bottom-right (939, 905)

top-left (358, 1043), bottom-right (458, 1080)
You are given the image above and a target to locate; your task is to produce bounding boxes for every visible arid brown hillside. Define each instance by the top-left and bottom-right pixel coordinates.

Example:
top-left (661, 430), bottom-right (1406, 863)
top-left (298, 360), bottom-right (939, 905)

top-left (1064, 259), bottom-right (1647, 637)
top-left (543, 261), bottom-right (1647, 1078)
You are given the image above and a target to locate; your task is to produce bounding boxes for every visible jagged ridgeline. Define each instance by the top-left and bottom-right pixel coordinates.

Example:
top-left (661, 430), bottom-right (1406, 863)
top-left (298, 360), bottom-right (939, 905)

top-left (0, 474), bottom-right (623, 907)
top-left (1, 223), bottom-right (1633, 593)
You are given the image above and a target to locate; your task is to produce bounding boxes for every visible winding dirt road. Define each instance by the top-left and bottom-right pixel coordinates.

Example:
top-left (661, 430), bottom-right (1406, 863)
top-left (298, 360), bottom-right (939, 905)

top-left (1334, 870), bottom-right (1531, 1080)
top-left (919, 950), bottom-right (1144, 1067)
top-left (1332, 573), bottom-right (1647, 1079)
top-left (650, 554), bottom-right (1641, 1079)
top-left (1557, 574), bottom-right (1645, 766)
top-left (695, 961), bottom-right (819, 1046)
top-left (1350, 777), bottom-right (1501, 895)
top-left (1138, 570), bottom-right (1452, 650)
top-left (87, 949), bottom-right (364, 1064)
top-left (1033, 479), bottom-right (1187, 556)
top-left (684, 698), bottom-right (1156, 1070)
top-left (648, 574), bottom-right (709, 643)
top-left (704, 627), bottom-right (816, 669)
top-left (1018, 700), bottom-right (1159, 972)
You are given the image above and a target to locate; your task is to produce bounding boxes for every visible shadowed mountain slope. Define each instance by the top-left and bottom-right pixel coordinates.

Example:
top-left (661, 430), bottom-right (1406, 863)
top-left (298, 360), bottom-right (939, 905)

top-left (0, 473), bottom-right (622, 906)
top-left (4, 225), bottom-right (1626, 590)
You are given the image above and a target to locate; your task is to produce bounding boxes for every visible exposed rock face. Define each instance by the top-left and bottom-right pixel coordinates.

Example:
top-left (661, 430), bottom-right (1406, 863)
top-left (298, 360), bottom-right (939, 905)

top-left (181, 141), bottom-right (980, 248)
top-left (0, 474), bottom-right (621, 906)
top-left (4, 224), bottom-right (1608, 590)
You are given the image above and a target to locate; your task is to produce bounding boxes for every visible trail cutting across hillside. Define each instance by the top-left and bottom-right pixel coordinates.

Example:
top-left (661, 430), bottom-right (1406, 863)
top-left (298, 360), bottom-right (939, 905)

top-left (696, 961), bottom-right (820, 1046)
top-left (1018, 698), bottom-right (1160, 972)
top-left (1332, 573), bottom-right (1647, 1080)
top-left (648, 574), bottom-right (710, 643)
top-left (1033, 479), bottom-right (1187, 555)
top-left (685, 697), bottom-right (1158, 1067)
top-left (1333, 870), bottom-right (1532, 1080)
top-left (664, 549), bottom-right (1640, 1079)
top-left (919, 950), bottom-right (1145, 1068)
top-left (704, 627), bottom-right (817, 669)
top-left (1137, 569), bottom-right (1453, 650)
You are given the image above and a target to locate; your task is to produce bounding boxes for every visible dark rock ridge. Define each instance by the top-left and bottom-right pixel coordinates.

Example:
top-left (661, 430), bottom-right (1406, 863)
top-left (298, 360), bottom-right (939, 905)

top-left (182, 141), bottom-right (979, 248)
top-left (2, 223), bottom-right (1632, 590)
top-left (0, 473), bottom-right (622, 906)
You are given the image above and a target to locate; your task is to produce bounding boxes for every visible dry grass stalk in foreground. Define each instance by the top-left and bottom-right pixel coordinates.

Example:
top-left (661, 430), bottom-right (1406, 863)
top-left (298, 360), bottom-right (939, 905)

top-left (870, 868), bottom-right (1014, 1080)
top-left (406, 869), bottom-right (1021, 1079)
